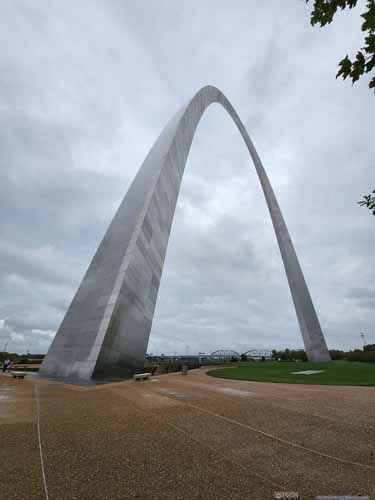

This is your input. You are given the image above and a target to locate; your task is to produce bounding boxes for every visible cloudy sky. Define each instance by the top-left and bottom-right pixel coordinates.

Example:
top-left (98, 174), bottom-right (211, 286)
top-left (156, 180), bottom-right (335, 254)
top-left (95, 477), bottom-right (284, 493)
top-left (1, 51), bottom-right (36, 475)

top-left (0, 0), bottom-right (374, 356)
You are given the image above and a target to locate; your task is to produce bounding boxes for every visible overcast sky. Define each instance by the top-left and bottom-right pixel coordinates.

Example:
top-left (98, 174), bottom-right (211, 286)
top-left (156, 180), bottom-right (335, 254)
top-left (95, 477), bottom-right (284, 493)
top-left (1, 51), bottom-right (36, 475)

top-left (0, 0), bottom-right (374, 356)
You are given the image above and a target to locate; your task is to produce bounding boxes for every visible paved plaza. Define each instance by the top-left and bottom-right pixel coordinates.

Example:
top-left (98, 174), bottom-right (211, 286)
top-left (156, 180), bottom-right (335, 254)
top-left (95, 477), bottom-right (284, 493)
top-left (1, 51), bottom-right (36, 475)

top-left (1, 368), bottom-right (374, 500)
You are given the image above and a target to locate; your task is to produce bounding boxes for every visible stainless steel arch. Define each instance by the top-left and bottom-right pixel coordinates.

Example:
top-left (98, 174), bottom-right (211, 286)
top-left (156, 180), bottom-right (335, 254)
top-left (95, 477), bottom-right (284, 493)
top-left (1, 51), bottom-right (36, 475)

top-left (40, 86), bottom-right (330, 382)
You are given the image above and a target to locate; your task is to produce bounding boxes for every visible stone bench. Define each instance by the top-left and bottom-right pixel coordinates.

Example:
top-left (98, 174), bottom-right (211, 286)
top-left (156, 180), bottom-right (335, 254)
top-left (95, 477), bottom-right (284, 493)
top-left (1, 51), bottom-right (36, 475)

top-left (11, 371), bottom-right (26, 379)
top-left (133, 372), bottom-right (151, 381)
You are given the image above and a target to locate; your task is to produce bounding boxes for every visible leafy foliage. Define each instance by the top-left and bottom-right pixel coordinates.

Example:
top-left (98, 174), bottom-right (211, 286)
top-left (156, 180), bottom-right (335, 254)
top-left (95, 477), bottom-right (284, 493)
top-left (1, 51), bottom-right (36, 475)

top-left (329, 347), bottom-right (375, 362)
top-left (271, 347), bottom-right (375, 363)
top-left (307, 0), bottom-right (375, 92)
top-left (358, 189), bottom-right (375, 214)
top-left (271, 349), bottom-right (308, 361)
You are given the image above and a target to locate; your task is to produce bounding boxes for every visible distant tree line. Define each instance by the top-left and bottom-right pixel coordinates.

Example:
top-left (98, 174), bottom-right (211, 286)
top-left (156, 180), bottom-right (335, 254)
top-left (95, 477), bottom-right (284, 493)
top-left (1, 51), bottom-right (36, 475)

top-left (330, 344), bottom-right (375, 362)
top-left (271, 345), bottom-right (375, 363)
top-left (0, 352), bottom-right (44, 364)
top-left (272, 349), bottom-right (308, 361)
top-left (144, 360), bottom-right (202, 375)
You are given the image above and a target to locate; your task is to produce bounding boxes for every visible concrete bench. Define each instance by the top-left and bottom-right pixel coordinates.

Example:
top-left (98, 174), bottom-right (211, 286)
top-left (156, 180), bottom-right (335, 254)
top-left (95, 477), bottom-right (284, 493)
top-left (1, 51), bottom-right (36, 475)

top-left (11, 371), bottom-right (25, 379)
top-left (133, 372), bottom-right (151, 381)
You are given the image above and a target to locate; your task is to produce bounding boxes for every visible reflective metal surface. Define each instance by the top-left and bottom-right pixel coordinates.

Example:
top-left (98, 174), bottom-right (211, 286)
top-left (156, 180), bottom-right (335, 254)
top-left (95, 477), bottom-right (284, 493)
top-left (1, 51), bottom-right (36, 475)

top-left (40, 86), bottom-right (330, 383)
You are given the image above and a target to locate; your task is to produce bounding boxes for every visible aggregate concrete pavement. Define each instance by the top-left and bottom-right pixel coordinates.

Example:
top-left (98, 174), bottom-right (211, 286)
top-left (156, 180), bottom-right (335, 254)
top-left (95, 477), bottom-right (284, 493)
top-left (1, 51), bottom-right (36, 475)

top-left (1, 368), bottom-right (374, 500)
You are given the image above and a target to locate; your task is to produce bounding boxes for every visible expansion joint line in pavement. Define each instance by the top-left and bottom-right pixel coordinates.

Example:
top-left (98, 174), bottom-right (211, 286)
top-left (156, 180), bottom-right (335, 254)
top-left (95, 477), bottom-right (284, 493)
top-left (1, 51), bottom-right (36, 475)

top-left (121, 391), bottom-right (287, 492)
top-left (264, 396), bottom-right (375, 431)
top-left (182, 401), bottom-right (375, 471)
top-left (34, 385), bottom-right (50, 500)
top-left (177, 379), bottom-right (375, 430)
top-left (165, 420), bottom-right (287, 491)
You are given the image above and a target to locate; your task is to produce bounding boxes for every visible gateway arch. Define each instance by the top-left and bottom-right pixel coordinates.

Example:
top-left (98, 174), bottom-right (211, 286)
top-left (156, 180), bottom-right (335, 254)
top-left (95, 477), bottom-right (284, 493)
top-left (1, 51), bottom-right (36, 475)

top-left (40, 86), bottom-right (330, 382)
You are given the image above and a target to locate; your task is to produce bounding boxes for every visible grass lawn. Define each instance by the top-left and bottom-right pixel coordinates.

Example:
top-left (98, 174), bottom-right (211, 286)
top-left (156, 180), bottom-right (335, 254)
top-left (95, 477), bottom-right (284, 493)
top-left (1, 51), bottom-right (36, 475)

top-left (207, 361), bottom-right (375, 386)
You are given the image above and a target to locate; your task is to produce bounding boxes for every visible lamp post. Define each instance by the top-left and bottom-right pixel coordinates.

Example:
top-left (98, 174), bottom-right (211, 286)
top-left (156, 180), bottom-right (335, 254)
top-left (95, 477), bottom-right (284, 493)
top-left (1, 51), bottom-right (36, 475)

top-left (360, 332), bottom-right (366, 348)
top-left (1, 340), bottom-right (9, 362)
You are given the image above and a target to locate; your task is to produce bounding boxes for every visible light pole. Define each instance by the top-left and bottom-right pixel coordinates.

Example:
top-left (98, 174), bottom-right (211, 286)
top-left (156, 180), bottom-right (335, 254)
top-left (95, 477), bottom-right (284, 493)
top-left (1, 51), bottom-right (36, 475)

top-left (360, 332), bottom-right (366, 348)
top-left (198, 352), bottom-right (206, 365)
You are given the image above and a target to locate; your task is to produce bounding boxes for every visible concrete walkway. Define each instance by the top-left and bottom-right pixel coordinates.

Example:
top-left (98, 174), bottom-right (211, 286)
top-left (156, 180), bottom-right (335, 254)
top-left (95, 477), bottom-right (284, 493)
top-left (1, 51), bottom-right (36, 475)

top-left (1, 368), bottom-right (375, 499)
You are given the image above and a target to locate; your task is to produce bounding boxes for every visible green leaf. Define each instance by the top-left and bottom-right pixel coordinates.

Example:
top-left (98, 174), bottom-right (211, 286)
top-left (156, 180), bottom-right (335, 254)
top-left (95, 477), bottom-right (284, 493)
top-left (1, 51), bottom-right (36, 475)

top-left (336, 55), bottom-right (352, 79)
top-left (361, 2), bottom-right (375, 32)
top-left (308, 0), bottom-right (375, 93)
top-left (363, 33), bottom-right (375, 54)
top-left (351, 51), bottom-right (366, 82)
top-left (309, 0), bottom-right (359, 26)
top-left (366, 56), bottom-right (375, 72)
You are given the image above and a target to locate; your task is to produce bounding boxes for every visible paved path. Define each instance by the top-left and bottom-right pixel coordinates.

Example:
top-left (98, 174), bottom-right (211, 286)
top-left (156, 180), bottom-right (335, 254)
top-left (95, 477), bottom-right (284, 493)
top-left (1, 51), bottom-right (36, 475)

top-left (1, 369), bottom-right (375, 499)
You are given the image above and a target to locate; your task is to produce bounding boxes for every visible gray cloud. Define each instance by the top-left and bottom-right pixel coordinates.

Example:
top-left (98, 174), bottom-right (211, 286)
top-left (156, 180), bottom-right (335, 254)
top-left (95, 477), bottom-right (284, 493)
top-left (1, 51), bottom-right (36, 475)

top-left (0, 0), bottom-right (374, 356)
